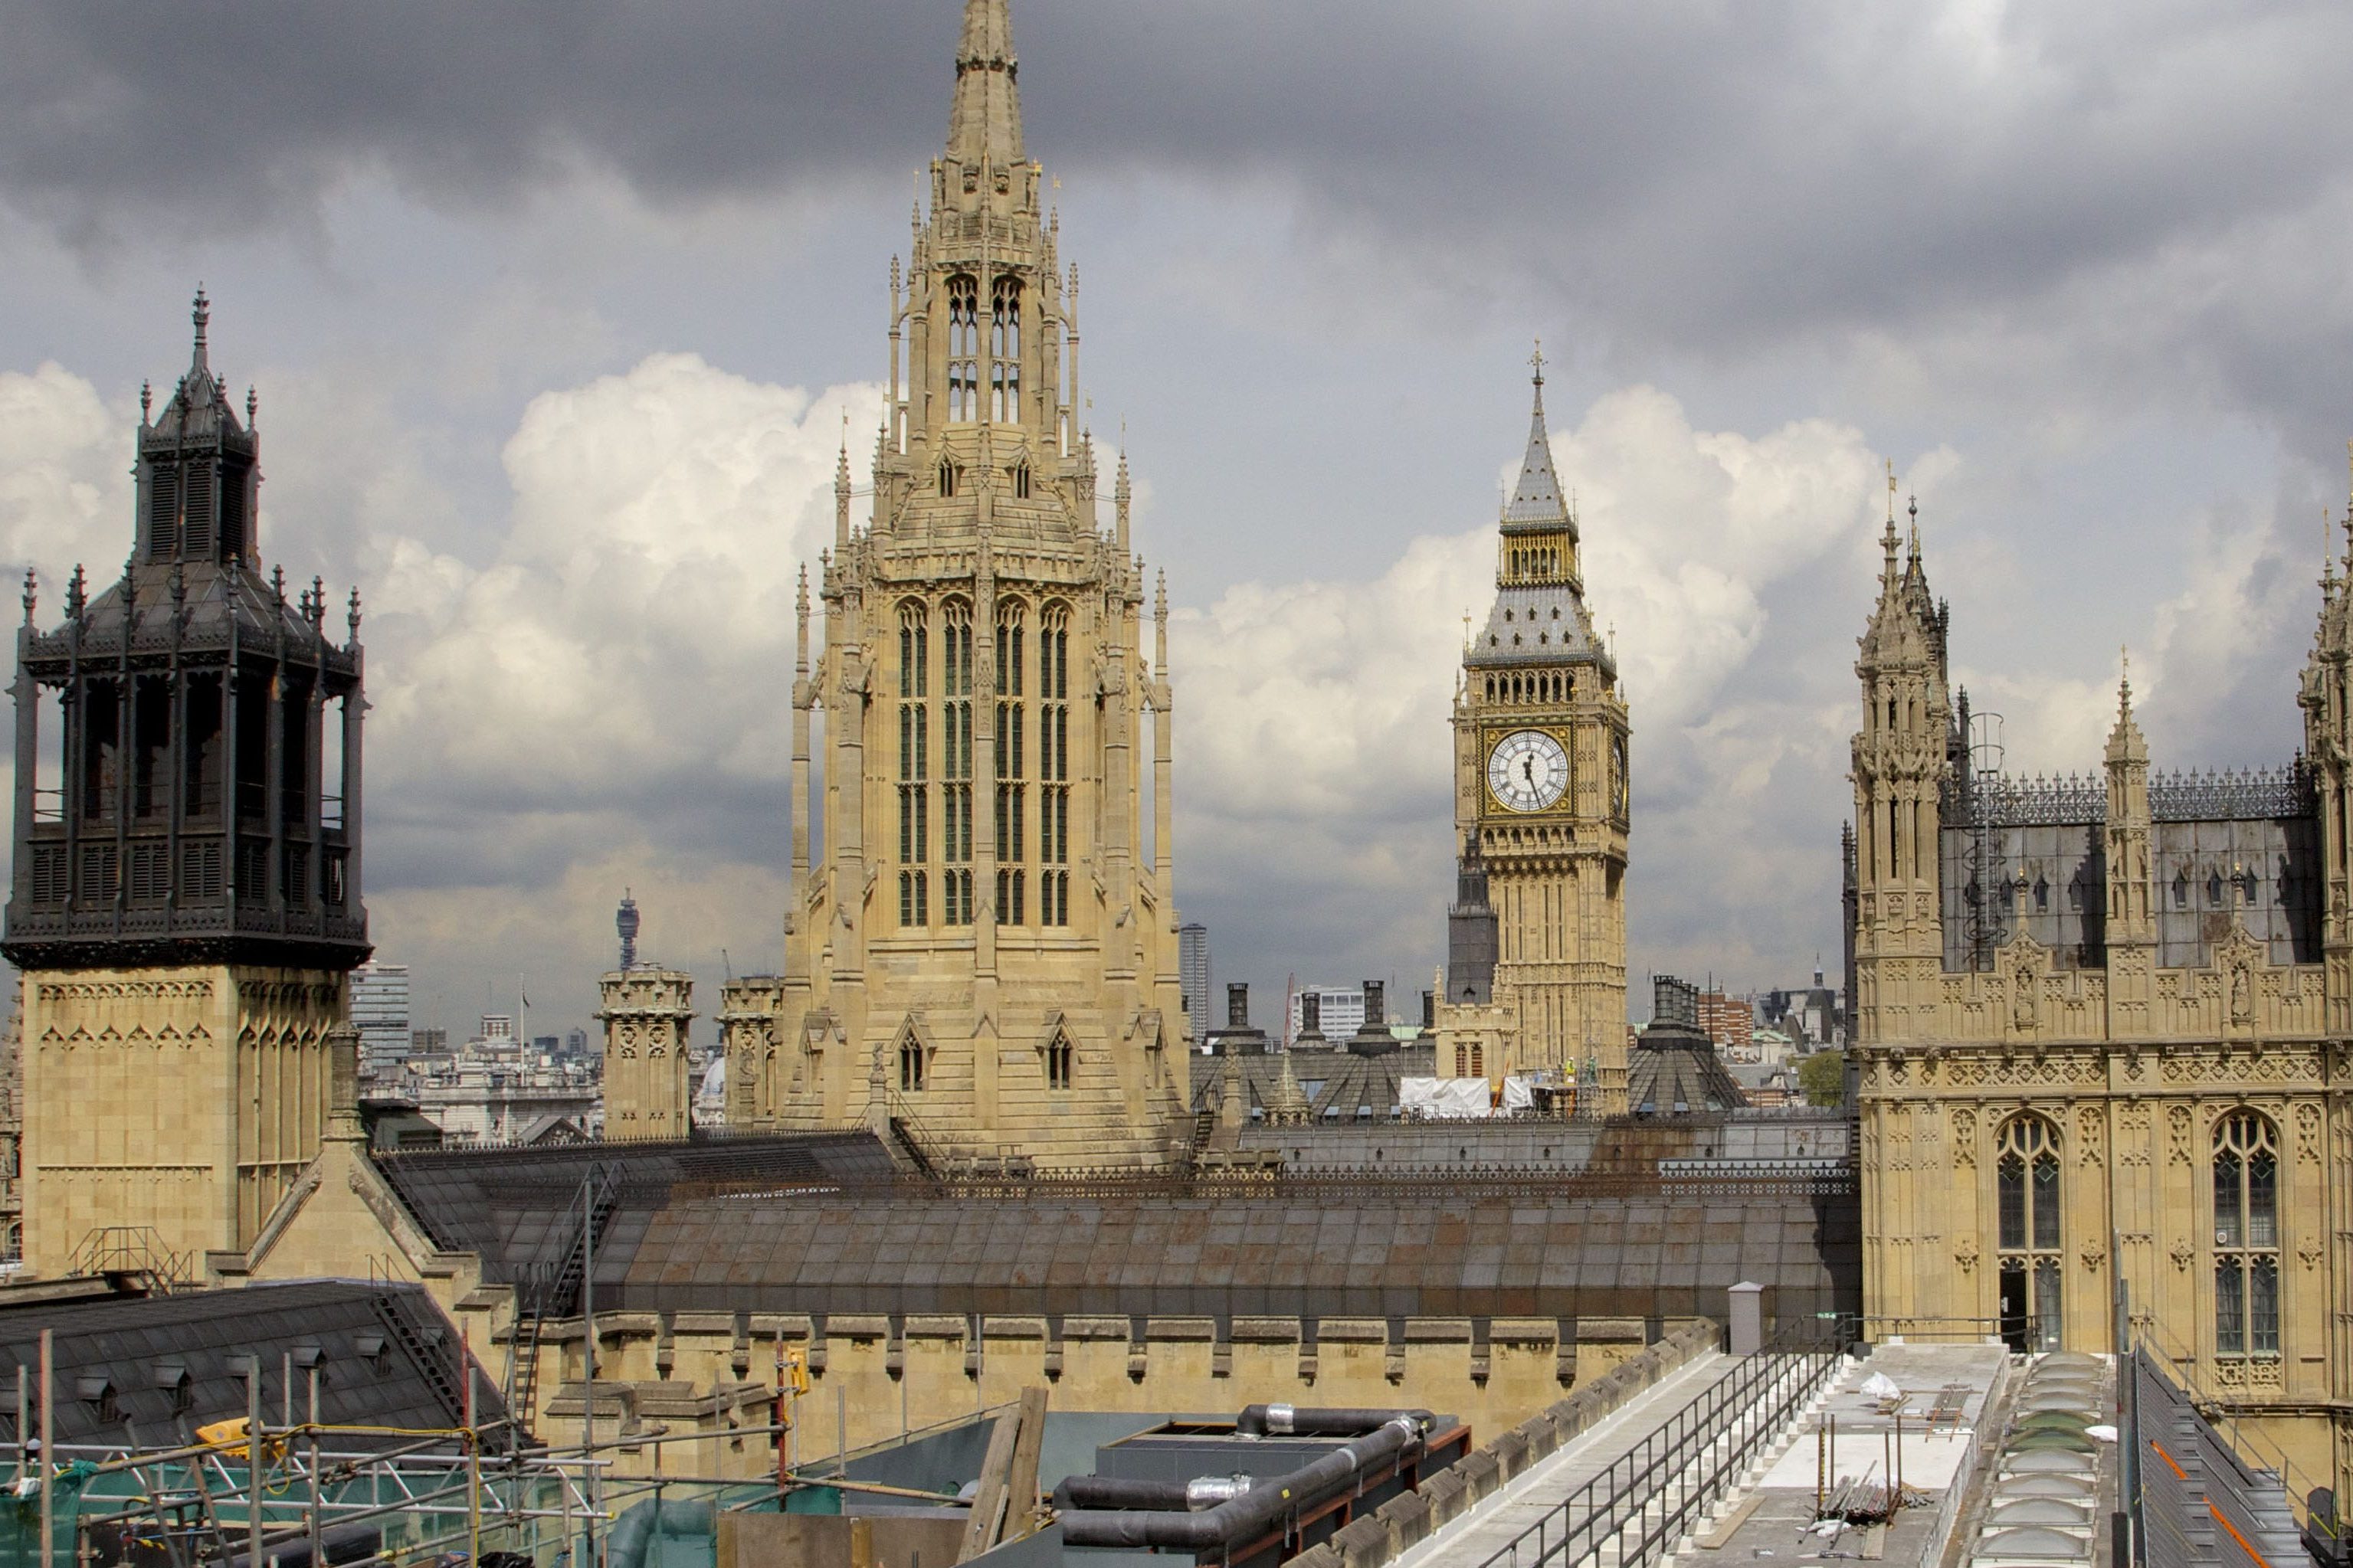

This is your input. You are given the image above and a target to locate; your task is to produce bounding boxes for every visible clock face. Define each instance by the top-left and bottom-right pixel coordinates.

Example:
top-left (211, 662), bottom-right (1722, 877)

top-left (1488, 729), bottom-right (1570, 813)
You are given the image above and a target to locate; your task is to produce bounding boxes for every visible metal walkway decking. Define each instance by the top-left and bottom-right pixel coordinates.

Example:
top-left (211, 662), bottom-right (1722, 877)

top-left (1402, 1344), bottom-right (1846, 1568)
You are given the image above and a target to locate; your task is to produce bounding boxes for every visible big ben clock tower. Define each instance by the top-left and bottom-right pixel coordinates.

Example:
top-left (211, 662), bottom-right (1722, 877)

top-left (1441, 352), bottom-right (1630, 1113)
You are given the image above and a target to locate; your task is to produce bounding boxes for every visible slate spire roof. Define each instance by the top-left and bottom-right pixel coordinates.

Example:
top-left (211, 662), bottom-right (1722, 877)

top-left (1503, 357), bottom-right (1572, 534)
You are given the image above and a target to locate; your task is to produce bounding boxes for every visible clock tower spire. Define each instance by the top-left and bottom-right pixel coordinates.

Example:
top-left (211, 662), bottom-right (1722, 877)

top-left (1437, 354), bottom-right (1630, 1112)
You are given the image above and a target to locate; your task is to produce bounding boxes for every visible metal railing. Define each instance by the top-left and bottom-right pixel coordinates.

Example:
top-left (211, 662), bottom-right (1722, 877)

top-left (68, 1226), bottom-right (191, 1288)
top-left (1859, 1313), bottom-right (2040, 1348)
top-left (1474, 1331), bottom-right (1844, 1568)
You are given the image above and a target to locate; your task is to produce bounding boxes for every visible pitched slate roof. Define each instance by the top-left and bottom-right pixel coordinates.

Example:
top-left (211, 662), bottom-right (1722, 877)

top-left (614, 1180), bottom-right (1860, 1327)
top-left (0, 1281), bottom-right (501, 1450)
top-left (372, 1130), bottom-right (899, 1282)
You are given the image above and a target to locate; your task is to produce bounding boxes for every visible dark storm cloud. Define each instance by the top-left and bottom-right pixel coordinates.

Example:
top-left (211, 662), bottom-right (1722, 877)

top-left (11, 2), bottom-right (2353, 367)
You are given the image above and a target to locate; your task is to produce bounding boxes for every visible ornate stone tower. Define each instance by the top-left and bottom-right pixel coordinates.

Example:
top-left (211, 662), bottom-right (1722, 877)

top-left (1440, 356), bottom-right (1630, 1108)
top-left (769, 0), bottom-right (1188, 1169)
top-left (598, 966), bottom-right (694, 1144)
top-left (5, 293), bottom-right (369, 1278)
top-left (2301, 508), bottom-right (2353, 1035)
top-left (1847, 495), bottom-right (1952, 1045)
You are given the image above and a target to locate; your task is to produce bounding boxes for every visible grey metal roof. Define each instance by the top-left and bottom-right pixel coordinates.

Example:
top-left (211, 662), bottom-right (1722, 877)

top-left (1503, 388), bottom-right (1570, 532)
top-left (1627, 1028), bottom-right (1750, 1116)
top-left (373, 1130), bottom-right (899, 1281)
top-left (1463, 582), bottom-right (1607, 670)
top-left (1191, 1043), bottom-right (1439, 1121)
top-left (2130, 1349), bottom-right (2302, 1568)
top-left (0, 1281), bottom-right (501, 1450)
top-left (611, 1180), bottom-right (1860, 1326)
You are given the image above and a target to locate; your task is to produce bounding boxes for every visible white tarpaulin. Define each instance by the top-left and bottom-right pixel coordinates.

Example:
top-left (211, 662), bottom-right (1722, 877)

top-left (1400, 1077), bottom-right (1492, 1118)
top-left (1501, 1075), bottom-right (1537, 1112)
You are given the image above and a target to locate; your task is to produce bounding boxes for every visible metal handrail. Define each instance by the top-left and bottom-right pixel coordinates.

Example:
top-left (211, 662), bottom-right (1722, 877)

top-left (1861, 1313), bottom-right (2040, 1346)
top-left (1474, 1332), bottom-right (1843, 1568)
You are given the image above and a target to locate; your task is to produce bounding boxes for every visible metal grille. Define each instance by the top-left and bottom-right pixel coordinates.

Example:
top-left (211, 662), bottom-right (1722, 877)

top-left (1944, 763), bottom-right (2315, 828)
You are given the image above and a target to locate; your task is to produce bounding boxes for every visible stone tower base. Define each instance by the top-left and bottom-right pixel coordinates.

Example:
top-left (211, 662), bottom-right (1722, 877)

top-left (18, 964), bottom-right (345, 1279)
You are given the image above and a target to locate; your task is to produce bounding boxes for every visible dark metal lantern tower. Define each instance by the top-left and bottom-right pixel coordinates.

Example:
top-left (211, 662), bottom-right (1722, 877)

top-left (2, 292), bottom-right (369, 972)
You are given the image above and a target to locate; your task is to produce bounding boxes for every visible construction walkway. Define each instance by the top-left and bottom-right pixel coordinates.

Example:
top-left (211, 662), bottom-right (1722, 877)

top-left (1398, 1350), bottom-right (1739, 1568)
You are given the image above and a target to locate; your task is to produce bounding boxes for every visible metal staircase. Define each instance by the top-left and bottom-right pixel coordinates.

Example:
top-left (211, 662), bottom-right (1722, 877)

top-left (503, 1164), bottom-right (618, 1441)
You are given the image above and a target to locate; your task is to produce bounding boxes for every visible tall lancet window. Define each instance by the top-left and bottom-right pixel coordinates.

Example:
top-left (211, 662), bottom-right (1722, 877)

top-left (897, 603), bottom-right (930, 928)
top-left (2214, 1111), bottom-right (2282, 1358)
top-left (1039, 603), bottom-right (1070, 926)
top-left (990, 277), bottom-right (1022, 424)
top-left (1995, 1114), bottom-right (2063, 1352)
top-left (995, 601), bottom-right (1027, 926)
top-left (946, 276), bottom-right (981, 423)
top-left (942, 601), bottom-right (975, 925)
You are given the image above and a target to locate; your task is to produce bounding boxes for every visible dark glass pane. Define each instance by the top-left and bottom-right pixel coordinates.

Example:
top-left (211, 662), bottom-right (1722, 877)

top-left (2033, 1259), bottom-right (2062, 1350)
top-left (2248, 1151), bottom-right (2277, 1248)
top-left (2252, 1257), bottom-right (2279, 1354)
top-left (2216, 1259), bottom-right (2245, 1356)
top-left (2032, 1153), bottom-right (2060, 1250)
top-left (1999, 1154), bottom-right (2026, 1251)
top-left (2216, 1151), bottom-right (2243, 1248)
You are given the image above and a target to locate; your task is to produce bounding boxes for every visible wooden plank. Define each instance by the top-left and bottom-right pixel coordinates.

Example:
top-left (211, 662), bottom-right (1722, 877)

top-left (958, 1407), bottom-right (1023, 1563)
top-left (1001, 1387), bottom-right (1050, 1543)
top-left (1694, 1491), bottom-right (1768, 1549)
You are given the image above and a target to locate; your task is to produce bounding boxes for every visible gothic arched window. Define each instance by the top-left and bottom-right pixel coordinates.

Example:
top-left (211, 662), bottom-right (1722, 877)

top-left (897, 603), bottom-right (930, 928)
top-left (2214, 1111), bottom-right (2281, 1358)
top-left (899, 1034), bottom-right (925, 1093)
top-left (946, 275), bottom-right (981, 422)
top-left (941, 601), bottom-right (975, 925)
top-left (1996, 1114), bottom-right (2063, 1351)
top-left (1039, 603), bottom-right (1071, 926)
top-left (1045, 1030), bottom-right (1074, 1091)
top-left (995, 601), bottom-right (1028, 921)
top-left (990, 277), bottom-right (1022, 423)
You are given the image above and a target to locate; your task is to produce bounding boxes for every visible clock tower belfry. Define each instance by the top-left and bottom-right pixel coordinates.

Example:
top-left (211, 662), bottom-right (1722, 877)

top-left (1440, 355), bottom-right (1630, 1113)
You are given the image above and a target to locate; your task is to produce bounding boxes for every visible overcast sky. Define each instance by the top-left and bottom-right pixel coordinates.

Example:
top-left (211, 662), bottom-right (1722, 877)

top-left (2, 0), bottom-right (2349, 1043)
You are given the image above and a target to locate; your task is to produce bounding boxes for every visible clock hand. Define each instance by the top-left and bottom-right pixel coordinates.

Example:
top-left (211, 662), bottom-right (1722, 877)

top-left (1522, 757), bottom-right (1534, 786)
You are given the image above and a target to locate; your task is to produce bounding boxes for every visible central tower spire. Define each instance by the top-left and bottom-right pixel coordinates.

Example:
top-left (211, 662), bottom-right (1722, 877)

top-left (948, 0), bottom-right (1024, 169)
top-left (778, 0), bottom-right (1185, 1170)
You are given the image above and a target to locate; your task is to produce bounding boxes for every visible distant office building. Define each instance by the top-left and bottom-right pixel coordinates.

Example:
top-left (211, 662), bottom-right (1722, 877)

top-left (564, 1027), bottom-right (590, 1061)
top-left (349, 962), bottom-right (411, 1079)
top-left (1758, 967), bottom-right (1844, 1048)
top-left (409, 1027), bottom-right (449, 1056)
top-left (1696, 989), bottom-right (1754, 1057)
top-left (478, 1014), bottom-right (515, 1046)
top-left (1287, 984), bottom-right (1366, 1046)
top-left (1179, 924), bottom-right (1211, 1048)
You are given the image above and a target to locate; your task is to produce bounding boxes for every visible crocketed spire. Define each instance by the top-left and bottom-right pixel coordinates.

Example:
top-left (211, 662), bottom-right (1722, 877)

top-left (947, 0), bottom-right (1024, 167)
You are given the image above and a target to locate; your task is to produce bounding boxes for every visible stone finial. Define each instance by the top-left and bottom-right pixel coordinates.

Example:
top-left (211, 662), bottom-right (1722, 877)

top-left (19, 568), bottom-right (32, 626)
top-left (139, 381), bottom-right (152, 423)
